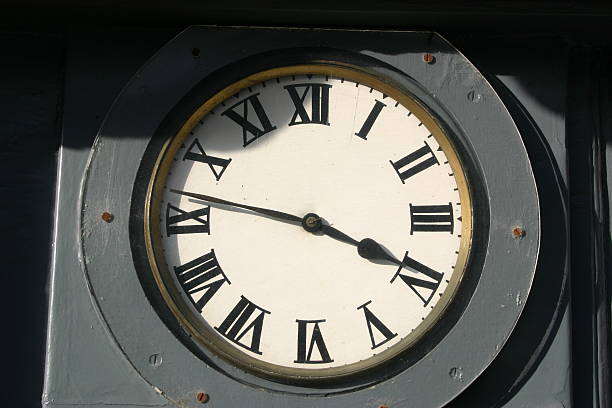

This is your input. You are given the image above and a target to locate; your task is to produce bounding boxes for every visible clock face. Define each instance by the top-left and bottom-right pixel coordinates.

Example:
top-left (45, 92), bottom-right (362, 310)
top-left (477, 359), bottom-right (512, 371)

top-left (145, 65), bottom-right (472, 380)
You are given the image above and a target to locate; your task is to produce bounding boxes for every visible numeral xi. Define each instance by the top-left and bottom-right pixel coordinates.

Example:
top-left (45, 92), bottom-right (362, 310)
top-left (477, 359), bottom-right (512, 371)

top-left (222, 93), bottom-right (276, 147)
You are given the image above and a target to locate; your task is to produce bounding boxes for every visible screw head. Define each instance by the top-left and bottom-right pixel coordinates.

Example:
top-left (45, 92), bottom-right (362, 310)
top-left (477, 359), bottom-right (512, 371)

top-left (196, 392), bottom-right (209, 403)
top-left (512, 227), bottom-right (525, 239)
top-left (101, 212), bottom-right (114, 223)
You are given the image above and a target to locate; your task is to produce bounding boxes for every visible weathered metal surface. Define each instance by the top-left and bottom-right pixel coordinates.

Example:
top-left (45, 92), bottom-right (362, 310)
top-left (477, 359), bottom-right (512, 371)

top-left (43, 28), bottom-right (174, 408)
top-left (78, 27), bottom-right (540, 407)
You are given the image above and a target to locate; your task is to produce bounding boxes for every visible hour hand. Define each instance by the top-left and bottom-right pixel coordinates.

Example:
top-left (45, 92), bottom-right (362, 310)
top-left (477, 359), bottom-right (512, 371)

top-left (170, 189), bottom-right (303, 224)
top-left (357, 238), bottom-right (403, 267)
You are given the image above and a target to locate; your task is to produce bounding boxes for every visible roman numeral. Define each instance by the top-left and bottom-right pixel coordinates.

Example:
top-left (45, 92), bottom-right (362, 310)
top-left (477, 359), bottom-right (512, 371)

top-left (166, 203), bottom-right (210, 236)
top-left (294, 319), bottom-right (333, 364)
top-left (215, 296), bottom-right (269, 355)
top-left (358, 301), bottom-right (397, 349)
top-left (183, 138), bottom-right (231, 181)
top-left (221, 93), bottom-right (277, 147)
top-left (391, 252), bottom-right (444, 306)
top-left (390, 142), bottom-right (439, 183)
top-left (284, 83), bottom-right (332, 126)
top-left (410, 203), bottom-right (454, 234)
top-left (355, 100), bottom-right (386, 140)
top-left (174, 250), bottom-right (230, 312)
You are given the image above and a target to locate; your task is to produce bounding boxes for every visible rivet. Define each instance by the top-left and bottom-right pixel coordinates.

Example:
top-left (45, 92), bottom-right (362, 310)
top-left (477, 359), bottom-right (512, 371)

top-left (512, 226), bottom-right (525, 239)
top-left (101, 212), bottom-right (114, 223)
top-left (196, 392), bottom-right (209, 403)
top-left (423, 53), bottom-right (435, 64)
top-left (192, 48), bottom-right (201, 58)
top-left (378, 405), bottom-right (390, 408)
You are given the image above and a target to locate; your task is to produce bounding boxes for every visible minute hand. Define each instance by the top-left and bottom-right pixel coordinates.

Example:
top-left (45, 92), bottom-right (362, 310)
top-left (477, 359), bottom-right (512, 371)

top-left (170, 189), bottom-right (303, 224)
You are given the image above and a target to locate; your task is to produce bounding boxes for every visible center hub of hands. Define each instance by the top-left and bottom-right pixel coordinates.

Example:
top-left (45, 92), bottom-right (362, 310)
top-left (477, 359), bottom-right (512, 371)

top-left (302, 213), bottom-right (323, 233)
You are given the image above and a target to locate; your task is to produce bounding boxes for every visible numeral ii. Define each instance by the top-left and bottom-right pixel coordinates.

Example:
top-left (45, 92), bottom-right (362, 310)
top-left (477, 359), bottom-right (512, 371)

top-left (284, 83), bottom-right (332, 126)
top-left (390, 142), bottom-right (439, 183)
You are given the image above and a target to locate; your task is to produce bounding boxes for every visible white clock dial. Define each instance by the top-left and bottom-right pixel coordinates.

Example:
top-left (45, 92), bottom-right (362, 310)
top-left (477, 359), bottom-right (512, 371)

top-left (148, 65), bottom-right (472, 378)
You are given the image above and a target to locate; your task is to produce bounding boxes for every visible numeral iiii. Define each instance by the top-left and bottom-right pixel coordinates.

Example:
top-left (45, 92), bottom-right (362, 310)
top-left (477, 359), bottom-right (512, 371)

top-left (174, 250), bottom-right (230, 312)
top-left (410, 203), bottom-right (454, 234)
top-left (294, 319), bottom-right (333, 364)
top-left (391, 252), bottom-right (444, 306)
top-left (166, 203), bottom-right (210, 236)
top-left (222, 93), bottom-right (277, 147)
top-left (216, 296), bottom-right (270, 355)
top-left (390, 142), bottom-right (439, 183)
top-left (285, 83), bottom-right (332, 126)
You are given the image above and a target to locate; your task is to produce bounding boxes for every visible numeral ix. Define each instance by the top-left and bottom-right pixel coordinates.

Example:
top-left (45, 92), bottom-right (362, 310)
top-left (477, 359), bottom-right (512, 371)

top-left (166, 203), bottom-right (210, 236)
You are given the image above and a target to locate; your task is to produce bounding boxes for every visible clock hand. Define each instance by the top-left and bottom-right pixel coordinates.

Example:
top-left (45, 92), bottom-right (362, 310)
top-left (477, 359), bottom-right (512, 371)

top-left (302, 213), bottom-right (403, 267)
top-left (172, 190), bottom-right (403, 267)
top-left (170, 189), bottom-right (303, 224)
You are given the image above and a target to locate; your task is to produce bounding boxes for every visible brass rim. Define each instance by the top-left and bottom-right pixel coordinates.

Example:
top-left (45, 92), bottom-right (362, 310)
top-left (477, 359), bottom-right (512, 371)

top-left (144, 63), bottom-right (473, 381)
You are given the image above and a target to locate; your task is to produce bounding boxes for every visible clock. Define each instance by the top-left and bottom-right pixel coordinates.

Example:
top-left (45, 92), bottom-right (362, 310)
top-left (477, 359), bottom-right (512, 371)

top-left (80, 27), bottom-right (542, 406)
top-left (144, 64), bottom-right (472, 380)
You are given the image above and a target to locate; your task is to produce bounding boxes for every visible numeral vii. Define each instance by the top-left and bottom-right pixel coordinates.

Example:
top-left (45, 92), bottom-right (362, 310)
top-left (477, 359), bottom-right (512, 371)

top-left (391, 252), bottom-right (444, 306)
top-left (222, 94), bottom-right (277, 147)
top-left (215, 296), bottom-right (270, 355)
top-left (410, 203), bottom-right (454, 234)
top-left (174, 250), bottom-right (230, 312)
top-left (166, 203), bottom-right (210, 236)
top-left (285, 83), bottom-right (332, 126)
top-left (390, 142), bottom-right (439, 183)
top-left (294, 319), bottom-right (333, 364)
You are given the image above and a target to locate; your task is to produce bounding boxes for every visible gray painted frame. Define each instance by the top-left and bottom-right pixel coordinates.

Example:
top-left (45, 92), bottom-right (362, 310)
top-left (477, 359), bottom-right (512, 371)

top-left (80, 27), bottom-right (539, 407)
